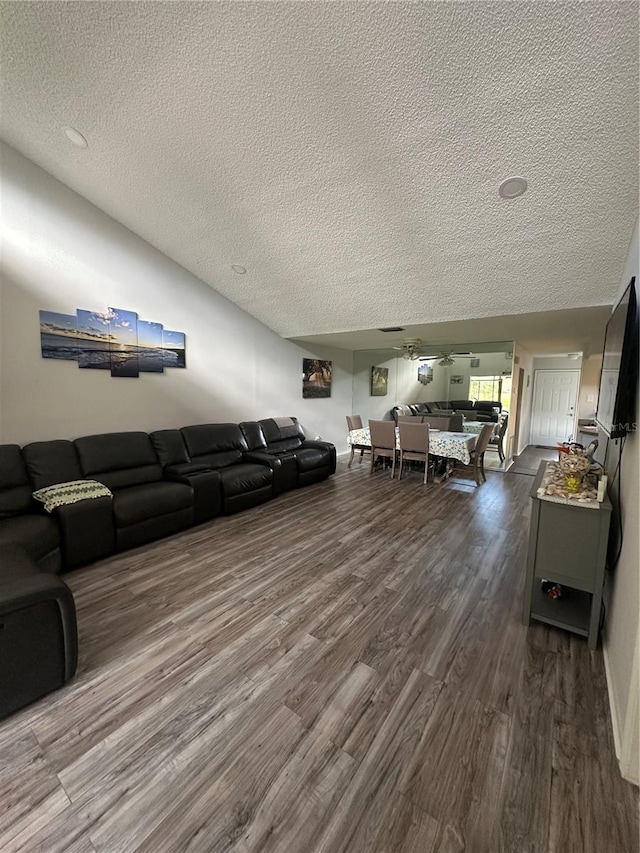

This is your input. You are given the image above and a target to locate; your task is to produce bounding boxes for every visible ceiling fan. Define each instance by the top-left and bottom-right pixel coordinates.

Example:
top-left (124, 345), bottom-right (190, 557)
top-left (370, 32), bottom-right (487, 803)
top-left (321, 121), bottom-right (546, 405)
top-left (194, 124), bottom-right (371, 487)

top-left (418, 351), bottom-right (475, 367)
top-left (391, 339), bottom-right (427, 360)
top-left (392, 340), bottom-right (474, 365)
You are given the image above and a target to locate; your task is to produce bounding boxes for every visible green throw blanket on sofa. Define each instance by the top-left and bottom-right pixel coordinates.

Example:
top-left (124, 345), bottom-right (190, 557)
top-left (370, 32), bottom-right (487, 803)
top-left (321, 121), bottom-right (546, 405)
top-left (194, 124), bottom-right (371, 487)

top-left (32, 480), bottom-right (113, 513)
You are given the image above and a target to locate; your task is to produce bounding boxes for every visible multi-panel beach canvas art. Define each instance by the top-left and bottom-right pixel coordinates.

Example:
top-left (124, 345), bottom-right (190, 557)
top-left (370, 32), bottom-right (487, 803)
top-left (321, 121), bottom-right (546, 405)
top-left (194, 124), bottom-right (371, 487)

top-left (39, 311), bottom-right (79, 361)
top-left (162, 330), bottom-right (186, 368)
top-left (109, 308), bottom-right (139, 377)
top-left (137, 320), bottom-right (165, 373)
top-left (77, 309), bottom-right (112, 370)
top-left (39, 308), bottom-right (186, 378)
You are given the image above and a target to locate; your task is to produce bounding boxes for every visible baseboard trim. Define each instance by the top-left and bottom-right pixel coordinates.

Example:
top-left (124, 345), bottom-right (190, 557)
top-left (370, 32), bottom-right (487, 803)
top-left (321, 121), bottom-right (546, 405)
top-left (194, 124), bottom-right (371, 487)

top-left (602, 640), bottom-right (622, 758)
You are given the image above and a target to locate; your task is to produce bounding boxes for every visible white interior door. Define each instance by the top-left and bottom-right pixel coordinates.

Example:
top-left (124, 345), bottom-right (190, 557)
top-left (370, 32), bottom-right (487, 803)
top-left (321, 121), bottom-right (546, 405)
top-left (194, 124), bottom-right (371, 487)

top-left (530, 370), bottom-right (580, 446)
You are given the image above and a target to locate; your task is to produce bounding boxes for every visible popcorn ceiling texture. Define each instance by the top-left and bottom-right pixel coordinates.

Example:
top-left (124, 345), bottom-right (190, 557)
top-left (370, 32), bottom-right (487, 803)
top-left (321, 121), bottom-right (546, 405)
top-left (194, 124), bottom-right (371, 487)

top-left (0, 2), bottom-right (637, 338)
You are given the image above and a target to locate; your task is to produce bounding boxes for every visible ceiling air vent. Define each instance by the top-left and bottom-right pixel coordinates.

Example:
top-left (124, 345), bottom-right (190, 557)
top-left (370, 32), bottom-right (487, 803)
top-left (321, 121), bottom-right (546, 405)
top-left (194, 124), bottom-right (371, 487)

top-left (378, 326), bottom-right (405, 333)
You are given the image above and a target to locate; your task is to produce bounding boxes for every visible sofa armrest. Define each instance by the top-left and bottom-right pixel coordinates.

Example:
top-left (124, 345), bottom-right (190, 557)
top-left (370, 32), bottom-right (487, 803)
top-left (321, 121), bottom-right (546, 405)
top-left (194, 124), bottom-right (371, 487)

top-left (301, 440), bottom-right (337, 475)
top-left (301, 440), bottom-right (335, 453)
top-left (52, 496), bottom-right (115, 568)
top-left (164, 467), bottom-right (221, 522)
top-left (243, 450), bottom-right (282, 470)
top-left (0, 570), bottom-right (78, 683)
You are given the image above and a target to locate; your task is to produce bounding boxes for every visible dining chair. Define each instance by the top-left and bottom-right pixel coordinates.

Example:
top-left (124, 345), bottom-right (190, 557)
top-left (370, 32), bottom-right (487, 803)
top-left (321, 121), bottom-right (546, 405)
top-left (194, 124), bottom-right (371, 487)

top-left (422, 415), bottom-right (451, 431)
top-left (468, 423), bottom-right (495, 485)
top-left (368, 420), bottom-right (397, 479)
top-left (398, 421), bottom-right (432, 484)
top-left (397, 414), bottom-right (423, 423)
top-left (346, 414), bottom-right (371, 468)
top-left (488, 414), bottom-right (509, 461)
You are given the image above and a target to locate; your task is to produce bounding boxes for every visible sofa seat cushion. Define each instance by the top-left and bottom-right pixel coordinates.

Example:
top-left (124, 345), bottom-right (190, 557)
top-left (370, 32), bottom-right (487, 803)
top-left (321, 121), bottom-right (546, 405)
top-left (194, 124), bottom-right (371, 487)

top-left (112, 482), bottom-right (192, 528)
top-left (218, 463), bottom-right (272, 498)
top-left (296, 447), bottom-right (329, 473)
top-left (0, 514), bottom-right (60, 562)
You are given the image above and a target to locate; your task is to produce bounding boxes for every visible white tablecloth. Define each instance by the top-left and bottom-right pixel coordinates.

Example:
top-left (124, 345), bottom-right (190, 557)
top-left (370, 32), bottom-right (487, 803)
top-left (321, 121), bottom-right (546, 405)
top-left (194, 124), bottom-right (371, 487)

top-left (462, 420), bottom-right (491, 435)
top-left (347, 427), bottom-right (477, 465)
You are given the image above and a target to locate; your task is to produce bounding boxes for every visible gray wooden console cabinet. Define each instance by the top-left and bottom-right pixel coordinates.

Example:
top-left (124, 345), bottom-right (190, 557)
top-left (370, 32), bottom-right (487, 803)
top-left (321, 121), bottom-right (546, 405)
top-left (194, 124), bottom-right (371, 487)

top-left (523, 461), bottom-right (612, 649)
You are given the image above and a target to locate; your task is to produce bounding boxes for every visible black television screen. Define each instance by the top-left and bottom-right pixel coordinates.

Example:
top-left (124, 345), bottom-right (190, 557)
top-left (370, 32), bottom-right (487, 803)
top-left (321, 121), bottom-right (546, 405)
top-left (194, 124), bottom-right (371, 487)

top-left (596, 276), bottom-right (638, 438)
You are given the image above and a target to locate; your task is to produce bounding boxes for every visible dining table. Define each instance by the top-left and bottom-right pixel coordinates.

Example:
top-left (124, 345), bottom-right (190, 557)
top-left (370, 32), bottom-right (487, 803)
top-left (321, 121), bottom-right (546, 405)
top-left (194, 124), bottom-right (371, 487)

top-left (347, 426), bottom-right (477, 466)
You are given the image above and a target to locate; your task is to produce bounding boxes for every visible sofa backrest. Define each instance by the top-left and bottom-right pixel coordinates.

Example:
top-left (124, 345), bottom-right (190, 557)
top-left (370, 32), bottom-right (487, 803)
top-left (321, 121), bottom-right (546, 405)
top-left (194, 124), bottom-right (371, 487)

top-left (449, 400), bottom-right (474, 410)
top-left (74, 432), bottom-right (162, 491)
top-left (23, 440), bottom-right (84, 490)
top-left (181, 423), bottom-right (247, 468)
top-left (390, 404), bottom-right (412, 423)
top-left (474, 400), bottom-right (502, 413)
top-left (257, 418), bottom-right (304, 454)
top-left (238, 421), bottom-right (268, 452)
top-left (0, 444), bottom-right (32, 518)
top-left (150, 430), bottom-right (190, 467)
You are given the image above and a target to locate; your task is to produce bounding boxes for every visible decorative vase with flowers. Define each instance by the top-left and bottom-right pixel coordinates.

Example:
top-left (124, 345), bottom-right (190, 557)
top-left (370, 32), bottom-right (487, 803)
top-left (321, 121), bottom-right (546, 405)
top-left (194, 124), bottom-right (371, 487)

top-left (557, 443), bottom-right (593, 493)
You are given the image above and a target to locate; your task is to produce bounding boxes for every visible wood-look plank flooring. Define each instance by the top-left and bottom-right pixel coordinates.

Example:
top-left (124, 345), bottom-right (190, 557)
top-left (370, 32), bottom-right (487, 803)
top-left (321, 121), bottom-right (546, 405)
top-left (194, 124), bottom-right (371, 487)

top-left (1, 458), bottom-right (637, 852)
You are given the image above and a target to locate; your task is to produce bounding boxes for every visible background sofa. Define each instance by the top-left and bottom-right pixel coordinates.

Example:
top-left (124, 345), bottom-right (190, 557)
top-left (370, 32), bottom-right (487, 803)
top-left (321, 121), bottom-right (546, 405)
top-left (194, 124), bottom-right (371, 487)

top-left (448, 400), bottom-right (503, 422)
top-left (391, 400), bottom-right (502, 424)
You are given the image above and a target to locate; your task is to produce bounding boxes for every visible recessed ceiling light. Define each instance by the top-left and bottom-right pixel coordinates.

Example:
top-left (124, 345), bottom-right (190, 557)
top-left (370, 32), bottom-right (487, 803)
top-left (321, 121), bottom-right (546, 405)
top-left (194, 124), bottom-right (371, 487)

top-left (63, 126), bottom-right (88, 149)
top-left (498, 176), bottom-right (528, 199)
top-left (231, 265), bottom-right (247, 274)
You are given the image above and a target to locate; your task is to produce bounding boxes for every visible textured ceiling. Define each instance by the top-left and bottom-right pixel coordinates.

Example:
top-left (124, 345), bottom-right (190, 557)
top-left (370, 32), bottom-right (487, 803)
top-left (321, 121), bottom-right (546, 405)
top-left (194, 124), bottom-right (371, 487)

top-left (0, 2), bottom-right (637, 340)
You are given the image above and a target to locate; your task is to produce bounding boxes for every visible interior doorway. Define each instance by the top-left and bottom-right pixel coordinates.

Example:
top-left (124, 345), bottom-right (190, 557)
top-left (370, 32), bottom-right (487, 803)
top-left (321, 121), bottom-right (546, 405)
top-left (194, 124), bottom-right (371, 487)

top-left (529, 370), bottom-right (580, 446)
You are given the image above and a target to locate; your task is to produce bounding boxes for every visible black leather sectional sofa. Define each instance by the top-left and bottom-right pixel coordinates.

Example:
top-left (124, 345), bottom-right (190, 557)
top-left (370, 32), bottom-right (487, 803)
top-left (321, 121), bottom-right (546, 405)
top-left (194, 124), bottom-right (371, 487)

top-left (0, 418), bottom-right (335, 719)
top-left (391, 400), bottom-right (502, 423)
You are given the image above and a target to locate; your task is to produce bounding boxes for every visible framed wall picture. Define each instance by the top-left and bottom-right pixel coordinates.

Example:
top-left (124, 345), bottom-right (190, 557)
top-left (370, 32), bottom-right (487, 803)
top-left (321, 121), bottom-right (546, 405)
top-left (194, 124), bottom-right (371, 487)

top-left (417, 364), bottom-right (433, 385)
top-left (302, 358), bottom-right (332, 398)
top-left (450, 374), bottom-right (464, 385)
top-left (371, 366), bottom-right (388, 396)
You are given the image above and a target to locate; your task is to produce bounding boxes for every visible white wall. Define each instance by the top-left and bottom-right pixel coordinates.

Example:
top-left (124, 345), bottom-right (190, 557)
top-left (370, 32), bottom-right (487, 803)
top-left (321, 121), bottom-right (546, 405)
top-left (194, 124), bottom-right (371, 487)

top-left (0, 144), bottom-right (353, 450)
top-left (578, 354), bottom-right (603, 420)
top-left (532, 355), bottom-right (582, 372)
top-left (602, 218), bottom-right (639, 785)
